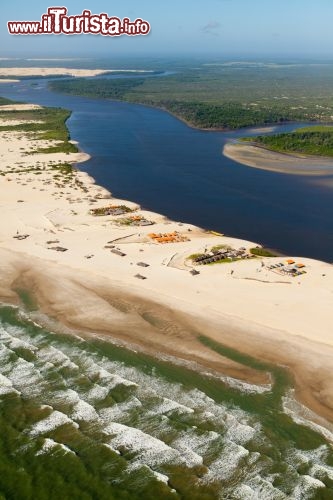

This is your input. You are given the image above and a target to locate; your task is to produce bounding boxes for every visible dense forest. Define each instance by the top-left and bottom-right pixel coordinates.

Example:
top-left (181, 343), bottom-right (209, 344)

top-left (245, 126), bottom-right (333, 156)
top-left (50, 78), bottom-right (146, 100)
top-left (49, 63), bottom-right (333, 130)
top-left (49, 78), bottom-right (317, 130)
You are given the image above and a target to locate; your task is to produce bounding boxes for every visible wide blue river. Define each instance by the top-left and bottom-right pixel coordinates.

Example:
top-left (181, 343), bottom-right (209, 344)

top-left (1, 78), bottom-right (333, 261)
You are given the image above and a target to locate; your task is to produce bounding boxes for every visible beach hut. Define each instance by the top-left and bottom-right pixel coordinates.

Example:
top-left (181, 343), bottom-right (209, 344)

top-left (190, 269), bottom-right (200, 276)
top-left (286, 259), bottom-right (295, 265)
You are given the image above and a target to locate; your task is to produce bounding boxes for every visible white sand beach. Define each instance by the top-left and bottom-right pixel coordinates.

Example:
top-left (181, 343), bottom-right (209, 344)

top-left (1, 102), bottom-right (333, 429)
top-left (0, 67), bottom-right (151, 79)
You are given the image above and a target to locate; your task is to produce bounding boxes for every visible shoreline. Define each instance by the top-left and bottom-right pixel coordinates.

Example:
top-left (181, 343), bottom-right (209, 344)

top-left (1, 99), bottom-right (333, 435)
top-left (223, 141), bottom-right (333, 175)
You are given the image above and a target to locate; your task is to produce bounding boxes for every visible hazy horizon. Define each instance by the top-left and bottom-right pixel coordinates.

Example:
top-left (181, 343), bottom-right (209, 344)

top-left (2, 0), bottom-right (333, 60)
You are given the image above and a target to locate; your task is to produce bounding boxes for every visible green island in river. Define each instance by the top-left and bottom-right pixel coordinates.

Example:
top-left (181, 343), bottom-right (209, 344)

top-left (242, 126), bottom-right (333, 157)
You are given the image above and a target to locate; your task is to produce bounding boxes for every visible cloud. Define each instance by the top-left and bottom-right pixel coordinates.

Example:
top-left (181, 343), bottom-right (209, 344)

top-left (202, 21), bottom-right (221, 36)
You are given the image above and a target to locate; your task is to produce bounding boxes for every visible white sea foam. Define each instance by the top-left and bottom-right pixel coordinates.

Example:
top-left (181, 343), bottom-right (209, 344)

top-left (224, 415), bottom-right (257, 445)
top-left (102, 443), bottom-right (120, 455)
top-left (169, 437), bottom-right (203, 468)
top-left (310, 463), bottom-right (333, 482)
top-left (287, 446), bottom-right (333, 484)
top-left (171, 429), bottom-right (220, 465)
top-left (234, 477), bottom-right (287, 499)
top-left (36, 438), bottom-right (75, 456)
top-left (37, 346), bottom-right (79, 371)
top-left (292, 474), bottom-right (326, 499)
top-left (28, 410), bottom-right (79, 437)
top-left (215, 373), bottom-right (272, 394)
top-left (147, 397), bottom-right (194, 416)
top-left (86, 384), bottom-right (110, 402)
top-left (127, 463), bottom-right (170, 486)
top-left (0, 326), bottom-right (37, 352)
top-left (99, 397), bottom-right (142, 422)
top-left (6, 336), bottom-right (38, 353)
top-left (2, 356), bottom-right (44, 397)
top-left (71, 399), bottom-right (98, 422)
top-left (202, 441), bottom-right (250, 482)
top-left (151, 470), bottom-right (169, 485)
top-left (0, 327), bottom-right (12, 341)
top-left (104, 422), bottom-right (183, 467)
top-left (52, 389), bottom-right (80, 406)
top-left (0, 373), bottom-right (20, 395)
top-left (80, 359), bottom-right (138, 391)
top-left (283, 390), bottom-right (333, 442)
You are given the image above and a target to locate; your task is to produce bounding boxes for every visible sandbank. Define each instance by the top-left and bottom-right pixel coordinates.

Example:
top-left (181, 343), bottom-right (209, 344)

top-left (0, 101), bottom-right (333, 435)
top-left (0, 79), bottom-right (20, 83)
top-left (223, 142), bottom-right (333, 175)
top-left (0, 67), bottom-right (150, 79)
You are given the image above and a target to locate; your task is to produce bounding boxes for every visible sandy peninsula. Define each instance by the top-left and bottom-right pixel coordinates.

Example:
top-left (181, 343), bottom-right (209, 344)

top-left (0, 67), bottom-right (153, 79)
top-left (223, 142), bottom-right (333, 175)
top-left (1, 102), bottom-right (333, 435)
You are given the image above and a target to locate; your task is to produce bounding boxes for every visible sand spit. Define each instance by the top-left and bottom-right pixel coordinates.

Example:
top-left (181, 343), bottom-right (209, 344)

top-left (0, 68), bottom-right (143, 79)
top-left (0, 102), bottom-right (333, 430)
top-left (223, 142), bottom-right (333, 175)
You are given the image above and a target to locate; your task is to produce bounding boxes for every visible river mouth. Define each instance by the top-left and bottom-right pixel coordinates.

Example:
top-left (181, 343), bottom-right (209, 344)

top-left (1, 303), bottom-right (333, 499)
top-left (0, 77), bottom-right (333, 261)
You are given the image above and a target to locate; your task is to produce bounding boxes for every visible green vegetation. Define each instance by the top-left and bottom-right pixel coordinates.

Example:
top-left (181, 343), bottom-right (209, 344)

top-left (0, 97), bottom-right (18, 105)
top-left (294, 125), bottom-right (333, 133)
top-left (90, 204), bottom-right (133, 216)
top-left (0, 105), bottom-right (78, 154)
top-left (246, 127), bottom-right (333, 157)
top-left (50, 77), bottom-right (145, 100)
top-left (211, 244), bottom-right (232, 252)
top-left (250, 247), bottom-right (278, 257)
top-left (49, 62), bottom-right (333, 129)
top-left (188, 253), bottom-right (205, 260)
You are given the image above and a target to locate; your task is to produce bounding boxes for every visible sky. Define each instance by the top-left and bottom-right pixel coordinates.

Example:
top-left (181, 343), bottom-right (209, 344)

top-left (2, 0), bottom-right (333, 59)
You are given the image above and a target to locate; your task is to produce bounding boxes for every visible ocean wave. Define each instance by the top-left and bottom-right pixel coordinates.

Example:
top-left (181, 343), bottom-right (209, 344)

top-left (28, 410), bottom-right (79, 437)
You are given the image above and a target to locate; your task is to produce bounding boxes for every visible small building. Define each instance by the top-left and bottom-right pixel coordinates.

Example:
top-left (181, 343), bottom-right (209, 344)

top-left (190, 269), bottom-right (200, 276)
top-left (111, 249), bottom-right (126, 257)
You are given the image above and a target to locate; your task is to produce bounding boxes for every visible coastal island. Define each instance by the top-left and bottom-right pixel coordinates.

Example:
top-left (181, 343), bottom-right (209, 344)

top-left (224, 126), bottom-right (333, 175)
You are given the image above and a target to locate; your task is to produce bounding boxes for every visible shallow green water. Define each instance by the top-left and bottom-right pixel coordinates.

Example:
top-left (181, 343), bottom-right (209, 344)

top-left (0, 304), bottom-right (333, 499)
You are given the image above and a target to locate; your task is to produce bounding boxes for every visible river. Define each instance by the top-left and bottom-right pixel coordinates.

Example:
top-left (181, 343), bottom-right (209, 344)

top-left (0, 78), bottom-right (333, 261)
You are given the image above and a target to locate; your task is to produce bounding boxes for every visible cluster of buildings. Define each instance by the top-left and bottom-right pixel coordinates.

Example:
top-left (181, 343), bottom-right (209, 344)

top-left (148, 232), bottom-right (190, 244)
top-left (90, 204), bottom-right (132, 216)
top-left (267, 260), bottom-right (307, 277)
top-left (120, 215), bottom-right (154, 227)
top-left (193, 247), bottom-right (250, 265)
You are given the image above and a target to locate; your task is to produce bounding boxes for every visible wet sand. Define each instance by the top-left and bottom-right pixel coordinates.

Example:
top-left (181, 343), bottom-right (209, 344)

top-left (223, 142), bottom-right (333, 175)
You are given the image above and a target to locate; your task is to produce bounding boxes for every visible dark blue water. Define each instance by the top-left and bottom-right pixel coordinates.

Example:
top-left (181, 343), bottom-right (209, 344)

top-left (1, 78), bottom-right (333, 261)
